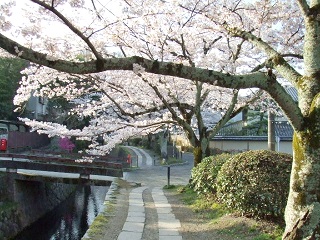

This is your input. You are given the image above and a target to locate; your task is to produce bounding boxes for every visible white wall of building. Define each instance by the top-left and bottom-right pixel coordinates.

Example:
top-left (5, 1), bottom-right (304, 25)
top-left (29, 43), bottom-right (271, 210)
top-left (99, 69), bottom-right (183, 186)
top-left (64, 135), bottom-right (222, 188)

top-left (26, 96), bottom-right (48, 120)
top-left (209, 139), bottom-right (293, 154)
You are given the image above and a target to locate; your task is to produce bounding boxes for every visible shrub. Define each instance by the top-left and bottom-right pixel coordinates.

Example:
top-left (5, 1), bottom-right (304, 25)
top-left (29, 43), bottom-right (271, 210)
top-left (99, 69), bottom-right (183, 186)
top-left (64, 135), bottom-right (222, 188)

top-left (74, 139), bottom-right (90, 152)
top-left (118, 146), bottom-right (130, 158)
top-left (180, 145), bottom-right (194, 152)
top-left (190, 153), bottom-right (232, 196)
top-left (129, 137), bottom-right (143, 146)
top-left (216, 150), bottom-right (292, 219)
top-left (59, 137), bottom-right (75, 152)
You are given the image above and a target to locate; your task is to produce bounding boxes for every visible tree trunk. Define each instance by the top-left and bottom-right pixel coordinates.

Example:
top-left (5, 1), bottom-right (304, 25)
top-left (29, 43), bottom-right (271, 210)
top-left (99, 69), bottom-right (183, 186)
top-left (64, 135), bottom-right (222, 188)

top-left (193, 146), bottom-right (202, 167)
top-left (160, 129), bottom-right (169, 161)
top-left (283, 132), bottom-right (320, 239)
top-left (283, 100), bottom-right (320, 238)
top-left (193, 136), bottom-right (210, 167)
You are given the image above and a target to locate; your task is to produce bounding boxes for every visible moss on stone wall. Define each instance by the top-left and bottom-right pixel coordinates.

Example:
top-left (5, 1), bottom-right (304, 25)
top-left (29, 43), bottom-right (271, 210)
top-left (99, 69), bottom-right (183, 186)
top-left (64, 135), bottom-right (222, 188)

top-left (0, 175), bottom-right (77, 239)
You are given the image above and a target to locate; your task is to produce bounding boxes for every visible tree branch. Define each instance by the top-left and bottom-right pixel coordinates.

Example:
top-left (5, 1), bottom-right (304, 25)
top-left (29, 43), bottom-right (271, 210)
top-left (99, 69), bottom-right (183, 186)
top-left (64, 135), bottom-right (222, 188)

top-left (0, 32), bottom-right (275, 88)
top-left (263, 78), bottom-right (303, 130)
top-left (0, 31), bottom-right (304, 129)
top-left (208, 90), bottom-right (239, 138)
top-left (223, 23), bottom-right (302, 85)
top-left (297, 0), bottom-right (310, 17)
top-left (30, 0), bottom-right (104, 62)
top-left (141, 77), bottom-right (198, 142)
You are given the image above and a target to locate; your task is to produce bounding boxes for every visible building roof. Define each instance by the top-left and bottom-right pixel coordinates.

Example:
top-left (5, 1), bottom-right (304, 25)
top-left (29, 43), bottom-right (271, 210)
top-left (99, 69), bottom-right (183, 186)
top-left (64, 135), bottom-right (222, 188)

top-left (213, 121), bottom-right (293, 141)
top-left (212, 85), bottom-right (297, 142)
top-left (284, 85), bottom-right (298, 102)
top-left (274, 121), bottom-right (293, 137)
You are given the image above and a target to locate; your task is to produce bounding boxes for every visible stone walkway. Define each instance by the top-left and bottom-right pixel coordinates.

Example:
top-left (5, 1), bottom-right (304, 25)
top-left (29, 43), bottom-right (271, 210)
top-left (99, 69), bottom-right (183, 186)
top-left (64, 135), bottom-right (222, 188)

top-left (117, 146), bottom-right (193, 240)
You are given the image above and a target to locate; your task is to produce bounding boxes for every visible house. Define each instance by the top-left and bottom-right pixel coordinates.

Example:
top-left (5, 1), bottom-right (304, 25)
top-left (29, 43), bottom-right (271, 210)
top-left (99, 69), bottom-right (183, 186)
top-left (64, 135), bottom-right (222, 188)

top-left (210, 121), bottom-right (293, 154)
top-left (25, 95), bottom-right (48, 120)
top-left (210, 85), bottom-right (297, 155)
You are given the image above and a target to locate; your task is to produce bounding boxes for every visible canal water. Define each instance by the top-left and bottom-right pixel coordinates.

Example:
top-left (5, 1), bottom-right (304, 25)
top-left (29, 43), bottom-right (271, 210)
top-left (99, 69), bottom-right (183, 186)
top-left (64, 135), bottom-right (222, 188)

top-left (13, 185), bottom-right (108, 240)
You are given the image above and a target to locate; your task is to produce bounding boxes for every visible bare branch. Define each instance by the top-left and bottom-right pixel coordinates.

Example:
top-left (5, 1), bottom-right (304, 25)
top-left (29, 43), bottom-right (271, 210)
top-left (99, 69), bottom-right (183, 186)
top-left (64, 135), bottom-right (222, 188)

top-left (91, 0), bottom-right (103, 20)
top-left (30, 0), bottom-right (104, 62)
top-left (297, 0), bottom-right (310, 17)
top-left (223, 23), bottom-right (301, 85)
top-left (0, 32), bottom-right (273, 88)
top-left (203, 36), bottom-right (222, 55)
top-left (208, 90), bottom-right (239, 138)
top-left (141, 76), bottom-right (197, 141)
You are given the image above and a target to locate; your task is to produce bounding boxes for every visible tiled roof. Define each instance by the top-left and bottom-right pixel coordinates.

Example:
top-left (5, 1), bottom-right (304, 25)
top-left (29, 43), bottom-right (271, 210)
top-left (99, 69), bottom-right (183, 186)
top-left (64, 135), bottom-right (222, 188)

top-left (213, 85), bottom-right (297, 141)
top-left (274, 121), bottom-right (293, 137)
top-left (284, 85), bottom-right (298, 102)
top-left (213, 121), bottom-right (293, 141)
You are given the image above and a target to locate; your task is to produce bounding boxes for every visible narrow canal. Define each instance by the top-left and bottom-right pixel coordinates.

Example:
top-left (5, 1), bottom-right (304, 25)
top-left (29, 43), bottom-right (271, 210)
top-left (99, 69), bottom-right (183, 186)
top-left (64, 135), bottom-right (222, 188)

top-left (13, 185), bottom-right (108, 240)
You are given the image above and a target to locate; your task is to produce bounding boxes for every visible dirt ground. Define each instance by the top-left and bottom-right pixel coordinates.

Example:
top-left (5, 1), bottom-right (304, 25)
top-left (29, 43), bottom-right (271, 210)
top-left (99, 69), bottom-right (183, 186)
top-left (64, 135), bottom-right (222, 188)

top-left (165, 188), bottom-right (282, 240)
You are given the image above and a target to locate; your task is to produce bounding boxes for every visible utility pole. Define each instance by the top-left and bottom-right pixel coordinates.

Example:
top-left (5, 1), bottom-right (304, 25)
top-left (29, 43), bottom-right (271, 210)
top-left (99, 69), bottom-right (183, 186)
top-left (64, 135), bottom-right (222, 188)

top-left (268, 110), bottom-right (276, 151)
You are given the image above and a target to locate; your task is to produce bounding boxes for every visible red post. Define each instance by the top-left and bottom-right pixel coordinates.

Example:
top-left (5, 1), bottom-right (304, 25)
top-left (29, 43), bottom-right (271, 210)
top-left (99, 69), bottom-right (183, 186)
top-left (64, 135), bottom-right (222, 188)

top-left (0, 139), bottom-right (7, 151)
top-left (127, 154), bottom-right (131, 164)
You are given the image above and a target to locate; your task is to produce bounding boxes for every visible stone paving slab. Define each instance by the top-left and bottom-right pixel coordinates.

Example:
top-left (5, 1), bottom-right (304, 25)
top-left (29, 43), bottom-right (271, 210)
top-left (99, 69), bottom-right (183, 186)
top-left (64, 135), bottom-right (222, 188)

top-left (131, 187), bottom-right (147, 193)
top-left (117, 186), bottom-right (147, 240)
top-left (122, 222), bottom-right (145, 232)
top-left (158, 219), bottom-right (181, 229)
top-left (130, 193), bottom-right (144, 198)
top-left (152, 195), bottom-right (169, 201)
top-left (118, 231), bottom-right (143, 240)
top-left (159, 236), bottom-right (183, 240)
top-left (129, 200), bottom-right (144, 206)
top-left (158, 213), bottom-right (177, 220)
top-left (156, 207), bottom-right (172, 214)
top-left (151, 187), bottom-right (183, 239)
top-left (159, 228), bottom-right (181, 236)
top-left (128, 205), bottom-right (145, 212)
top-left (126, 216), bottom-right (145, 223)
top-left (155, 202), bottom-right (172, 208)
top-left (128, 211), bottom-right (145, 217)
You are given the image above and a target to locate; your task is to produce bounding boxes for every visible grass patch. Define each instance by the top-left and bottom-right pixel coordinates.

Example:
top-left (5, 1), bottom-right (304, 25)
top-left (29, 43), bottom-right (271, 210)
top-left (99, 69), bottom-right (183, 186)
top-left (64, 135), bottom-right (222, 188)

top-left (167, 185), bottom-right (228, 220)
top-left (169, 185), bottom-right (284, 240)
top-left (83, 202), bottom-right (115, 239)
top-left (161, 157), bottom-right (184, 165)
top-left (253, 227), bottom-right (283, 240)
top-left (82, 179), bottom-right (124, 240)
top-left (179, 186), bottom-right (228, 220)
top-left (253, 233), bottom-right (279, 240)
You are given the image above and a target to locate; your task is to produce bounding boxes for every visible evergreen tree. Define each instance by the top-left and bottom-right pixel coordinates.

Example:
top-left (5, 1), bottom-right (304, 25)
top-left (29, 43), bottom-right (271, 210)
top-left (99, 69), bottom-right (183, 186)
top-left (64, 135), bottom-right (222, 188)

top-left (0, 58), bottom-right (27, 120)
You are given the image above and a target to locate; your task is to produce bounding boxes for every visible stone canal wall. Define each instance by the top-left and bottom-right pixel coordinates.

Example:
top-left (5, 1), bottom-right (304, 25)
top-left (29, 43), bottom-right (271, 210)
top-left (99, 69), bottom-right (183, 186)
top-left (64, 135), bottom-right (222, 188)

top-left (0, 173), bottom-right (77, 239)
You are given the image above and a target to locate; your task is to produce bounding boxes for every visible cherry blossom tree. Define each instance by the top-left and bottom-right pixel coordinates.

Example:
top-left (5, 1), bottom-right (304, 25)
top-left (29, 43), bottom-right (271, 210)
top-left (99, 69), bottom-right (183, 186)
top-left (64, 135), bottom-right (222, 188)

top-left (0, 0), bottom-right (319, 238)
top-left (14, 62), bottom-right (254, 165)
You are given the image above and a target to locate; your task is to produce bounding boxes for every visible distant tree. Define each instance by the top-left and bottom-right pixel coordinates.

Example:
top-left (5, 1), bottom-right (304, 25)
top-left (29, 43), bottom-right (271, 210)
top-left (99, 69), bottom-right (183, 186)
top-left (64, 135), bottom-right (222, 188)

top-left (0, 58), bottom-right (27, 120)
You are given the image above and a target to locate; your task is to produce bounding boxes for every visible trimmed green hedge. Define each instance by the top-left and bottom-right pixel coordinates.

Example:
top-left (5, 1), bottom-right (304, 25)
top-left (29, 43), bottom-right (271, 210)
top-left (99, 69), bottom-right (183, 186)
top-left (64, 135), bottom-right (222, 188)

top-left (190, 153), bottom-right (231, 196)
top-left (216, 150), bottom-right (292, 219)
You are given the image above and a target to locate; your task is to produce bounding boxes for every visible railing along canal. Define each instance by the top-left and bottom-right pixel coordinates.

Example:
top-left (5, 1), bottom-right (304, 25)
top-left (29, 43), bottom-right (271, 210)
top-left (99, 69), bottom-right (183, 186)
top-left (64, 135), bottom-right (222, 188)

top-left (0, 152), bottom-right (124, 178)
